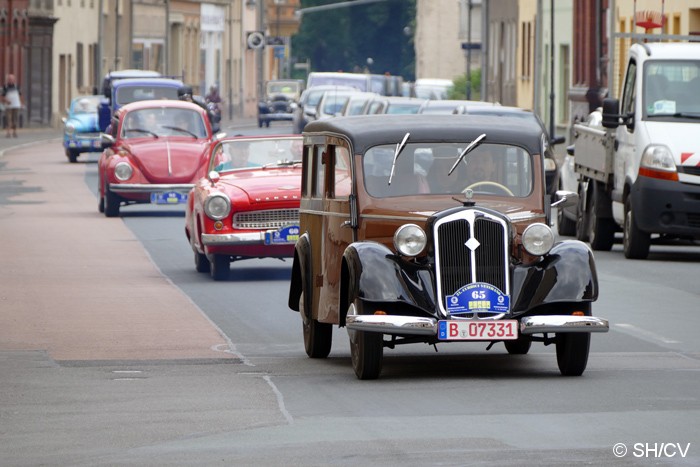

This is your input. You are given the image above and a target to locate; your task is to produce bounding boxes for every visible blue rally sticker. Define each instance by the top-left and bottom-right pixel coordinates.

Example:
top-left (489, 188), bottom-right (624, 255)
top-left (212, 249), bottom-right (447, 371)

top-left (445, 282), bottom-right (510, 314)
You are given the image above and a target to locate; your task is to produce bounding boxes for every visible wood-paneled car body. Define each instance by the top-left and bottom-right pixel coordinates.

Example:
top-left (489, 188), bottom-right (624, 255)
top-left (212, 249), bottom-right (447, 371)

top-left (185, 135), bottom-right (303, 280)
top-left (288, 114), bottom-right (609, 379)
top-left (98, 100), bottom-right (215, 217)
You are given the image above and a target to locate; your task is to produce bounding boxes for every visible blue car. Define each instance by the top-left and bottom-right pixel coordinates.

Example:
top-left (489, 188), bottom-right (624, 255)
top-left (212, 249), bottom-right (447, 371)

top-left (62, 95), bottom-right (103, 163)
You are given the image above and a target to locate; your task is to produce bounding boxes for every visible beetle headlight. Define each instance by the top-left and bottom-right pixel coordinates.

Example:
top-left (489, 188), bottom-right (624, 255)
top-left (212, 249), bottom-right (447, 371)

top-left (65, 122), bottom-right (76, 135)
top-left (204, 193), bottom-right (231, 220)
top-left (522, 223), bottom-right (555, 256)
top-left (114, 162), bottom-right (133, 181)
top-left (394, 224), bottom-right (427, 257)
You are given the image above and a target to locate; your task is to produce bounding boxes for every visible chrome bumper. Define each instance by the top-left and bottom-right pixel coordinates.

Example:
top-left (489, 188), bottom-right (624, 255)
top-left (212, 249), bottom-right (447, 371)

top-left (345, 314), bottom-right (609, 336)
top-left (109, 183), bottom-right (194, 194)
top-left (201, 230), bottom-right (294, 246)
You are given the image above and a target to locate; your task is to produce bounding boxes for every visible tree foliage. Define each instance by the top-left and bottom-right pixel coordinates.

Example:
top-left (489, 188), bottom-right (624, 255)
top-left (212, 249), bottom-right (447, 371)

top-left (292, 0), bottom-right (416, 81)
top-left (447, 69), bottom-right (482, 100)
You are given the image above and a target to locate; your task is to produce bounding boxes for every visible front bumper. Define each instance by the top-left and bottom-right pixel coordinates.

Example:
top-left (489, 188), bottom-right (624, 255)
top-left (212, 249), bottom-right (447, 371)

top-left (64, 137), bottom-right (102, 151)
top-left (260, 112), bottom-right (293, 122)
top-left (202, 230), bottom-right (295, 246)
top-left (632, 175), bottom-right (700, 237)
top-left (345, 314), bottom-right (609, 336)
top-left (109, 183), bottom-right (194, 194)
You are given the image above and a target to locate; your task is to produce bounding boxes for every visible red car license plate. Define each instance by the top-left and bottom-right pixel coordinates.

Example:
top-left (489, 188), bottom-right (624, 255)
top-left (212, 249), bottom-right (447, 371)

top-left (438, 320), bottom-right (518, 340)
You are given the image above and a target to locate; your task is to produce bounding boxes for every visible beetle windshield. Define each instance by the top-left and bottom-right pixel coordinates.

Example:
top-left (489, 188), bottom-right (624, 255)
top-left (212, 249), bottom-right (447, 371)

top-left (210, 137), bottom-right (303, 173)
top-left (121, 108), bottom-right (208, 139)
top-left (363, 142), bottom-right (533, 198)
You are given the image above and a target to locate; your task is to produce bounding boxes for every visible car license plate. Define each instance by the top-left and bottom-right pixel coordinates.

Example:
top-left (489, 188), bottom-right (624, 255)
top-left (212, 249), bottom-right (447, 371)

top-left (150, 191), bottom-right (187, 204)
top-left (438, 320), bottom-right (518, 340)
top-left (264, 225), bottom-right (300, 245)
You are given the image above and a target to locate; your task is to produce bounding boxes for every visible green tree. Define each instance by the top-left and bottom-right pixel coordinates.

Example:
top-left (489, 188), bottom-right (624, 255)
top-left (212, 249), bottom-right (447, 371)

top-left (447, 69), bottom-right (482, 100)
top-left (292, 0), bottom-right (416, 81)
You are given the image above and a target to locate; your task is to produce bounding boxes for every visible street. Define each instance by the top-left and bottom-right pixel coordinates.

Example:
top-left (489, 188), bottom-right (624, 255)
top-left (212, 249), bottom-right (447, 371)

top-left (1, 124), bottom-right (699, 466)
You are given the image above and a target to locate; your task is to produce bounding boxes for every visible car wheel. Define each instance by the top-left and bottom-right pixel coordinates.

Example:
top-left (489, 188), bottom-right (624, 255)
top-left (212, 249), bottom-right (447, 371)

top-left (347, 299), bottom-right (383, 380)
top-left (587, 182), bottom-right (615, 251)
top-left (300, 288), bottom-right (332, 358)
top-left (555, 302), bottom-right (591, 376)
top-left (209, 254), bottom-right (230, 281)
top-left (257, 118), bottom-right (263, 128)
top-left (98, 176), bottom-right (105, 213)
top-left (504, 336), bottom-right (532, 355)
top-left (265, 120), bottom-right (270, 128)
top-left (104, 183), bottom-right (121, 217)
top-left (194, 250), bottom-right (210, 273)
top-left (556, 184), bottom-right (577, 236)
top-left (67, 149), bottom-right (79, 163)
top-left (575, 182), bottom-right (589, 242)
top-left (623, 197), bottom-right (650, 259)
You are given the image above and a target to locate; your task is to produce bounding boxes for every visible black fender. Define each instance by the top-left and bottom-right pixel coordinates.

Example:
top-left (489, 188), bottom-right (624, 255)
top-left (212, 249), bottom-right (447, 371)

top-left (511, 239), bottom-right (598, 315)
top-left (339, 241), bottom-right (437, 326)
top-left (288, 233), bottom-right (311, 316)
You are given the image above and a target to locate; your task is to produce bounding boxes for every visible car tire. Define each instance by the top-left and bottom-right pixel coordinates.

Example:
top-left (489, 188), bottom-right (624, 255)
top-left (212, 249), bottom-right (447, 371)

top-left (257, 118), bottom-right (263, 128)
top-left (555, 302), bottom-right (591, 376)
top-left (504, 336), bottom-right (532, 355)
top-left (104, 183), bottom-right (121, 217)
top-left (575, 181), bottom-right (589, 242)
top-left (194, 250), bottom-right (210, 273)
top-left (556, 206), bottom-right (576, 237)
top-left (587, 182), bottom-right (615, 251)
top-left (209, 254), bottom-right (230, 281)
top-left (623, 197), bottom-right (651, 259)
top-left (67, 149), bottom-right (79, 163)
top-left (98, 176), bottom-right (105, 213)
top-left (347, 299), bottom-right (383, 380)
top-left (300, 288), bottom-right (332, 358)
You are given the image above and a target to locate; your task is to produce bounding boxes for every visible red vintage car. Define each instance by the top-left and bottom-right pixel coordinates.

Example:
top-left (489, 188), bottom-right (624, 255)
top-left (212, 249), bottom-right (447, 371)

top-left (185, 135), bottom-right (303, 280)
top-left (98, 99), bottom-right (216, 217)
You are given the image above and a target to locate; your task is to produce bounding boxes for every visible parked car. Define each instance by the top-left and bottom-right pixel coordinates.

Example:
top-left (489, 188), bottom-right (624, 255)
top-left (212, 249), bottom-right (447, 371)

top-left (341, 92), bottom-right (379, 116)
top-left (413, 78), bottom-right (455, 99)
top-left (257, 79), bottom-right (304, 128)
top-left (292, 85), bottom-right (356, 133)
top-left (418, 99), bottom-right (498, 115)
top-left (312, 89), bottom-right (360, 121)
top-left (185, 135), bottom-right (303, 280)
top-left (98, 76), bottom-right (185, 131)
top-left (288, 114), bottom-right (608, 380)
top-left (98, 100), bottom-right (216, 217)
top-left (464, 105), bottom-right (565, 196)
top-left (364, 96), bottom-right (428, 115)
top-left (62, 95), bottom-right (103, 163)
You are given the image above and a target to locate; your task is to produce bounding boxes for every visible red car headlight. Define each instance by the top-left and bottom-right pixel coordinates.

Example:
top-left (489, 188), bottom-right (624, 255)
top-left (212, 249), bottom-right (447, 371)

top-left (204, 193), bottom-right (231, 220)
top-left (114, 162), bottom-right (133, 181)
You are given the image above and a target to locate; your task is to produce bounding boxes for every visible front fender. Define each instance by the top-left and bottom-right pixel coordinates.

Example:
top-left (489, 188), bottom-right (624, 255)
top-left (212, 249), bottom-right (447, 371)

top-left (288, 233), bottom-right (311, 314)
top-left (511, 239), bottom-right (598, 314)
top-left (340, 241), bottom-right (436, 326)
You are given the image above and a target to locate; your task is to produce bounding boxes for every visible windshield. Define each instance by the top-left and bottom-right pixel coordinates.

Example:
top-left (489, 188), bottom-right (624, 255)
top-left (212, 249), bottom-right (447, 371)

top-left (121, 107), bottom-right (207, 139)
top-left (210, 137), bottom-right (303, 173)
top-left (308, 75), bottom-right (368, 91)
top-left (267, 82), bottom-right (300, 96)
top-left (116, 85), bottom-right (180, 105)
top-left (363, 142), bottom-right (533, 198)
top-left (643, 60), bottom-right (700, 120)
top-left (72, 96), bottom-right (101, 114)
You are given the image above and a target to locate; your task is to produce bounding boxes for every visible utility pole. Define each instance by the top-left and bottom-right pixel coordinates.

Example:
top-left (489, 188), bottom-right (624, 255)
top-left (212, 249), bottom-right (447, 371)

top-left (549, 0), bottom-right (555, 139)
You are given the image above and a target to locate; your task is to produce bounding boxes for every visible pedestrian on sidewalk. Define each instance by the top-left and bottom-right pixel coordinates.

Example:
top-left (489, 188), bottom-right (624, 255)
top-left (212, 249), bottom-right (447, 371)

top-left (2, 74), bottom-right (22, 138)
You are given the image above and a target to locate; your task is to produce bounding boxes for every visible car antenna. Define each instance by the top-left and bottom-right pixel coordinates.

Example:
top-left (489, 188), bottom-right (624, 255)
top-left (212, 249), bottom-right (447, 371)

top-left (388, 132), bottom-right (410, 185)
top-left (449, 133), bottom-right (486, 176)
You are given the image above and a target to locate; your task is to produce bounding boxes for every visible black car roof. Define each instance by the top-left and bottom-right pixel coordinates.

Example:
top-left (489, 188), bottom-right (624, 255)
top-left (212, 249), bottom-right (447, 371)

top-left (303, 114), bottom-right (545, 155)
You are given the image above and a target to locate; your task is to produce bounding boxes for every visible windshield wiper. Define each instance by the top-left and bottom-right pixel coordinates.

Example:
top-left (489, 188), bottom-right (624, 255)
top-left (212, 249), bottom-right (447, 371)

top-left (449, 133), bottom-right (486, 175)
top-left (127, 128), bottom-right (159, 138)
top-left (161, 125), bottom-right (198, 138)
top-left (388, 132), bottom-right (410, 185)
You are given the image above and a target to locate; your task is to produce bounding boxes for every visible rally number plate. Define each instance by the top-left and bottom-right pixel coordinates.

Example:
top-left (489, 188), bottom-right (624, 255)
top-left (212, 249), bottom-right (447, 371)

top-left (438, 320), bottom-right (518, 340)
top-left (151, 191), bottom-right (187, 204)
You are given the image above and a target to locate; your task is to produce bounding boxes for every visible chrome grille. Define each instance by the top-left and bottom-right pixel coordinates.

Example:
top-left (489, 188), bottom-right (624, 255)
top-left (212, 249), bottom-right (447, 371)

top-left (434, 210), bottom-right (509, 316)
top-left (233, 209), bottom-right (299, 229)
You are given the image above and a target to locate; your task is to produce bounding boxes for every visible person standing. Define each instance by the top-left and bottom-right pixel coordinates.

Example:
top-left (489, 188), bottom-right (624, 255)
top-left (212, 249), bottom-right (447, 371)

top-left (2, 74), bottom-right (22, 138)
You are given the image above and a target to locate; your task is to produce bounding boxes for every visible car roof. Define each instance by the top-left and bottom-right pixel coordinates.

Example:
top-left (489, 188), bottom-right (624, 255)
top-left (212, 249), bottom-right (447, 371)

top-left (112, 77), bottom-right (184, 87)
top-left (117, 99), bottom-right (206, 114)
top-left (304, 114), bottom-right (545, 155)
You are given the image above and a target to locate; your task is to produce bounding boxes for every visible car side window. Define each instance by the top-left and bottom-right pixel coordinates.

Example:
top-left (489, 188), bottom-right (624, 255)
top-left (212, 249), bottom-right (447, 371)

top-left (313, 145), bottom-right (326, 198)
top-left (332, 146), bottom-right (352, 199)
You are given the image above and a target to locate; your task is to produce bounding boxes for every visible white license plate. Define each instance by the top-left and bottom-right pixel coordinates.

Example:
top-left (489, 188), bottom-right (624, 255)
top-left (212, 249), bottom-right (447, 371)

top-left (438, 320), bottom-right (518, 340)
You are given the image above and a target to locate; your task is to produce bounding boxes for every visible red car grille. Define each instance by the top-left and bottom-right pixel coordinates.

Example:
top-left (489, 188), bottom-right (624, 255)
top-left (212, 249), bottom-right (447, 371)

top-left (232, 209), bottom-right (299, 229)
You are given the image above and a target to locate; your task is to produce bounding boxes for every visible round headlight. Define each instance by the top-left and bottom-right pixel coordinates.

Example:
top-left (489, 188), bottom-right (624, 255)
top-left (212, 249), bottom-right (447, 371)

top-left (65, 122), bottom-right (76, 135)
top-left (114, 162), bottom-right (133, 181)
top-left (393, 224), bottom-right (427, 257)
top-left (204, 193), bottom-right (231, 220)
top-left (522, 223), bottom-right (555, 256)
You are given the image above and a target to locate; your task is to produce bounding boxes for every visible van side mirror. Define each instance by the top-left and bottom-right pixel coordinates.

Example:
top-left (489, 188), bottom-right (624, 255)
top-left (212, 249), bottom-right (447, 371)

top-left (602, 98), bottom-right (621, 129)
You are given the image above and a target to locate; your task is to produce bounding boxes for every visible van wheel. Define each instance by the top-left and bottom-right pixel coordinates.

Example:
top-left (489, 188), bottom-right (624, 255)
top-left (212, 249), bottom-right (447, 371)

top-left (347, 299), bottom-right (383, 380)
top-left (300, 289), bottom-right (332, 358)
top-left (575, 182), bottom-right (589, 242)
top-left (587, 182), bottom-right (615, 251)
top-left (623, 198), bottom-right (650, 259)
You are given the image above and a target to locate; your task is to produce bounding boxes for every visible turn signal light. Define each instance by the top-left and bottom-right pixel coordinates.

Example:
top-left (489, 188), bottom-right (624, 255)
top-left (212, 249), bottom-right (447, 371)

top-left (374, 311), bottom-right (387, 315)
top-left (214, 221), bottom-right (224, 230)
top-left (572, 311), bottom-right (584, 316)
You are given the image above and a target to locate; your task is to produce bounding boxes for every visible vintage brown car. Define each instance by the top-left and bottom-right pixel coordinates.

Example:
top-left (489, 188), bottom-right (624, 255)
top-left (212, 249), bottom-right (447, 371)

top-left (288, 114), bottom-right (609, 380)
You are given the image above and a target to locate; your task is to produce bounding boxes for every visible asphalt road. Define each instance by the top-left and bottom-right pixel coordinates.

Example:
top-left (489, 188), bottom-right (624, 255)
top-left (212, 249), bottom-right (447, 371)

top-left (1, 124), bottom-right (699, 466)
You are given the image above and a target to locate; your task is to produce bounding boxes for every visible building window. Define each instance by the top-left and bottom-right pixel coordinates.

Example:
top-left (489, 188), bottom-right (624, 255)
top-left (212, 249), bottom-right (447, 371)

top-left (77, 42), bottom-right (84, 90)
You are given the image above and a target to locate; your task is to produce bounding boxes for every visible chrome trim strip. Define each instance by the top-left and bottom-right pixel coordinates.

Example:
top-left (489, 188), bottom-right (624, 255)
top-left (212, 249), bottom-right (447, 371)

top-left (345, 315), bottom-right (437, 336)
top-left (109, 183), bottom-right (194, 194)
top-left (519, 315), bottom-right (609, 334)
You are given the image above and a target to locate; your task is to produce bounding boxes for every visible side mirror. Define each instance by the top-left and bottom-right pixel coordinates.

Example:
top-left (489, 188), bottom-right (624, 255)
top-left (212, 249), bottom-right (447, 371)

top-left (566, 144), bottom-right (575, 156)
top-left (100, 133), bottom-right (115, 147)
top-left (602, 98), bottom-right (621, 129)
top-left (550, 135), bottom-right (566, 146)
top-left (552, 190), bottom-right (578, 209)
top-left (214, 132), bottom-right (227, 141)
top-left (208, 170), bottom-right (221, 185)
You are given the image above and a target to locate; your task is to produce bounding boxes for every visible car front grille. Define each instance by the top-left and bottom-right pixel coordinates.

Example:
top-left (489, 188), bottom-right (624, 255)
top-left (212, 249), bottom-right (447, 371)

top-left (232, 208), bottom-right (299, 229)
top-left (434, 209), bottom-right (509, 317)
